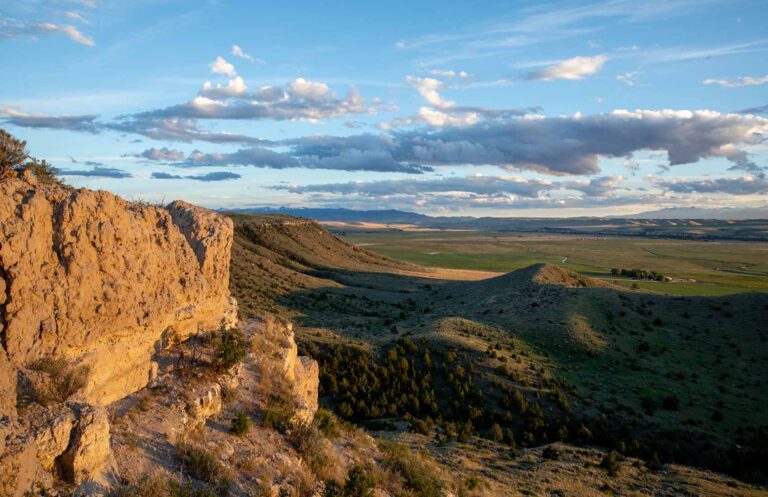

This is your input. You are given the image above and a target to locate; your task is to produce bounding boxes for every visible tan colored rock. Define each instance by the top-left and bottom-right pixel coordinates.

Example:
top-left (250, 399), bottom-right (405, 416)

top-left (182, 362), bottom-right (243, 431)
top-left (59, 404), bottom-right (117, 487)
top-left (0, 432), bottom-right (48, 497)
top-left (0, 352), bottom-right (15, 419)
top-left (25, 403), bottom-right (76, 471)
top-left (262, 319), bottom-right (320, 426)
top-left (293, 356), bottom-right (319, 425)
top-left (0, 178), bottom-right (236, 405)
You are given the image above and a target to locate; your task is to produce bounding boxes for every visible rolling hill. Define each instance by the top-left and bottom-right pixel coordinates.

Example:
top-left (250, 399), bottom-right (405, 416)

top-left (227, 212), bottom-right (768, 486)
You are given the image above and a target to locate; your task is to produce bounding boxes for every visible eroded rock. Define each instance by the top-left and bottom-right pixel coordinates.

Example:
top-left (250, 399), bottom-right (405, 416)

top-left (0, 177), bottom-right (236, 405)
top-left (59, 403), bottom-right (117, 489)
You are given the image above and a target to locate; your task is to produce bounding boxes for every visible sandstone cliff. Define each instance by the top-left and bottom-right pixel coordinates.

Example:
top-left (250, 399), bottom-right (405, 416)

top-left (0, 174), bottom-right (236, 405)
top-left (0, 173), bottom-right (238, 496)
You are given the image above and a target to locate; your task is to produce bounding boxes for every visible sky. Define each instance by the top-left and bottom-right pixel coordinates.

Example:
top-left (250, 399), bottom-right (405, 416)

top-left (1, 0), bottom-right (767, 217)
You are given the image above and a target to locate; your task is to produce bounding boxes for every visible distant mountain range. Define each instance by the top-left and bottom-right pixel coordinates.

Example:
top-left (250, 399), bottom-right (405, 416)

top-left (611, 206), bottom-right (768, 220)
top-left (228, 206), bottom-right (768, 241)
top-left (229, 206), bottom-right (768, 222)
top-left (227, 207), bottom-right (436, 223)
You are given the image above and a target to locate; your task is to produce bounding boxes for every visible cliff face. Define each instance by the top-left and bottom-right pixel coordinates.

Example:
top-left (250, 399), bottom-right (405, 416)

top-left (0, 175), bottom-right (236, 405)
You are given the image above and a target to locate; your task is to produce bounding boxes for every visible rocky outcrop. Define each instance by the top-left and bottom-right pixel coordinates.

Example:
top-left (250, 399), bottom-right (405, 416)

top-left (293, 356), bottom-right (320, 425)
top-left (271, 320), bottom-right (319, 425)
top-left (0, 176), bottom-right (236, 405)
top-left (58, 404), bottom-right (117, 489)
top-left (0, 173), bottom-right (239, 496)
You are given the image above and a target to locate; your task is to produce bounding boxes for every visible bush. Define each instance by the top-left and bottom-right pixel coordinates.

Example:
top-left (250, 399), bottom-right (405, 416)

top-left (342, 466), bottom-right (375, 497)
top-left (28, 356), bottom-right (90, 403)
top-left (230, 412), bottom-right (250, 436)
top-left (178, 442), bottom-right (223, 483)
top-left (108, 476), bottom-right (220, 497)
top-left (213, 328), bottom-right (248, 371)
top-left (599, 451), bottom-right (621, 476)
top-left (380, 442), bottom-right (442, 497)
top-left (662, 395), bottom-right (679, 411)
top-left (542, 445), bottom-right (561, 460)
top-left (263, 403), bottom-right (293, 433)
top-left (315, 408), bottom-right (341, 439)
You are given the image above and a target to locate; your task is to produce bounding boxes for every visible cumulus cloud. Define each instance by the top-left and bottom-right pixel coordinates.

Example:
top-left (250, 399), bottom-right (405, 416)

top-left (389, 75), bottom-right (537, 129)
top-left (55, 166), bottom-right (131, 178)
top-left (109, 117), bottom-right (269, 145)
top-left (209, 56), bottom-right (236, 77)
top-left (200, 76), bottom-right (248, 98)
top-left (139, 147), bottom-right (186, 161)
top-left (0, 17), bottom-right (94, 46)
top-left (528, 55), bottom-right (608, 81)
top-left (406, 76), bottom-right (454, 108)
top-left (152, 171), bottom-right (241, 181)
top-left (289, 78), bottom-right (330, 100)
top-left (703, 74), bottom-right (768, 87)
top-left (656, 175), bottom-right (768, 194)
top-left (182, 145), bottom-right (429, 174)
top-left (274, 174), bottom-right (624, 199)
top-left (276, 175), bottom-right (554, 197)
top-left (131, 78), bottom-right (376, 122)
top-left (287, 110), bottom-right (768, 175)
top-left (1, 108), bottom-right (100, 132)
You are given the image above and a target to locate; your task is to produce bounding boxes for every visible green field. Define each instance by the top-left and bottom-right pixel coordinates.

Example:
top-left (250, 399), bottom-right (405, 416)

top-left (339, 230), bottom-right (768, 295)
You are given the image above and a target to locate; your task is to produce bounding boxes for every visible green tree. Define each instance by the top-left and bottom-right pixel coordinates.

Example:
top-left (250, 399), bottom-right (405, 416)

top-left (0, 129), bottom-right (28, 174)
top-left (489, 423), bottom-right (504, 442)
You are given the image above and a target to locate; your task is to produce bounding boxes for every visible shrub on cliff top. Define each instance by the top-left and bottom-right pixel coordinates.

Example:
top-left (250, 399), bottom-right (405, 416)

top-left (28, 356), bottom-right (90, 403)
top-left (212, 328), bottom-right (248, 371)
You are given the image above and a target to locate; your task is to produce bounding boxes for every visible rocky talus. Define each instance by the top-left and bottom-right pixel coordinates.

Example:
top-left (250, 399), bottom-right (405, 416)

top-left (0, 173), bottom-right (240, 496)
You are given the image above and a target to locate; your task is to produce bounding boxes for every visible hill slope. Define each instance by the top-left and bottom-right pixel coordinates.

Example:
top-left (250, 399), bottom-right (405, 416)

top-left (227, 212), bottom-right (768, 485)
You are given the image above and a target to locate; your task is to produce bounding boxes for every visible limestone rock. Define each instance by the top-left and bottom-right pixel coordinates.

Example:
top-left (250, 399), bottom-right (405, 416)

top-left (0, 352), bottom-right (15, 419)
top-left (0, 179), bottom-right (236, 405)
top-left (25, 402), bottom-right (76, 471)
top-left (292, 356), bottom-right (320, 425)
top-left (268, 320), bottom-right (319, 426)
top-left (59, 404), bottom-right (117, 488)
top-left (0, 431), bottom-right (48, 497)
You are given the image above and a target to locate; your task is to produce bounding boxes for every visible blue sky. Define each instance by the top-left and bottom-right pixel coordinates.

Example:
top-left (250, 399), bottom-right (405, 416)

top-left (1, 0), bottom-right (767, 216)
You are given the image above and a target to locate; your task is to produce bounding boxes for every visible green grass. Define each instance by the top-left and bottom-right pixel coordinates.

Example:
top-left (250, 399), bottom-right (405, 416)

top-left (340, 231), bottom-right (768, 296)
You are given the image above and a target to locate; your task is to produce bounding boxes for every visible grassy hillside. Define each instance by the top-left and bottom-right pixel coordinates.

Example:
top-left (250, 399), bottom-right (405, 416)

top-left (227, 213), bottom-right (768, 484)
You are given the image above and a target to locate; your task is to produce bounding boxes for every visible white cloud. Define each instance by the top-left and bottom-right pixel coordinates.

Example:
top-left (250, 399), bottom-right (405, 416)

top-left (231, 44), bottom-right (254, 62)
top-left (63, 11), bottom-right (88, 23)
top-left (703, 74), bottom-right (768, 87)
top-left (209, 56), bottom-right (236, 77)
top-left (288, 78), bottom-right (329, 100)
top-left (416, 106), bottom-right (479, 127)
top-left (139, 147), bottom-right (186, 161)
top-left (200, 76), bottom-right (248, 98)
top-left (405, 76), bottom-right (454, 108)
top-left (616, 71), bottom-right (642, 86)
top-left (286, 109), bottom-right (768, 175)
top-left (428, 69), bottom-right (470, 79)
top-left (0, 18), bottom-right (95, 46)
top-left (528, 55), bottom-right (608, 80)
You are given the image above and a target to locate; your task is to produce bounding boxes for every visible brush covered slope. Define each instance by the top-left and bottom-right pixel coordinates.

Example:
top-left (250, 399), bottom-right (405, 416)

top-left (229, 212), bottom-right (768, 491)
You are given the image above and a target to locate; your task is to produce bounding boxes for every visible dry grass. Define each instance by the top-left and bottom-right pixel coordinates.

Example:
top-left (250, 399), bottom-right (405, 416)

top-left (27, 355), bottom-right (90, 403)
